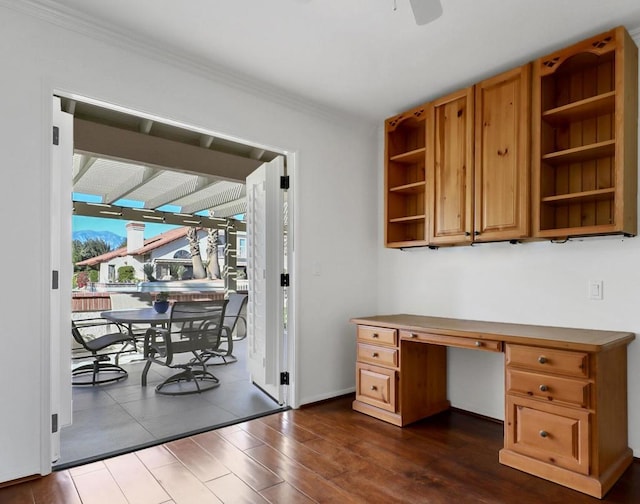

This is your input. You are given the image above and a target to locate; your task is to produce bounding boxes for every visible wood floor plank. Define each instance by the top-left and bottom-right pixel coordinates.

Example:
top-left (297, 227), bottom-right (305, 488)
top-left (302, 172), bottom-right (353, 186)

top-left (245, 443), bottom-right (360, 504)
top-left (164, 438), bottom-right (229, 482)
top-left (0, 482), bottom-right (34, 504)
top-left (71, 467), bottom-right (128, 504)
top-left (68, 461), bottom-right (106, 477)
top-left (217, 428), bottom-right (264, 451)
top-left (256, 413), bottom-right (319, 443)
top-left (103, 452), bottom-right (170, 504)
top-left (151, 462), bottom-right (222, 504)
top-left (238, 420), bottom-right (349, 480)
top-left (259, 482), bottom-right (316, 503)
top-left (136, 445), bottom-right (179, 470)
top-left (205, 473), bottom-right (270, 504)
top-left (192, 431), bottom-right (283, 491)
top-left (31, 471), bottom-right (81, 504)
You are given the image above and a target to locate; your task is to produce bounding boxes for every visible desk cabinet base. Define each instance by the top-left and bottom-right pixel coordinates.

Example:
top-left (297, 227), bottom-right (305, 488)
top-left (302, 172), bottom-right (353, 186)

top-left (499, 447), bottom-right (633, 499)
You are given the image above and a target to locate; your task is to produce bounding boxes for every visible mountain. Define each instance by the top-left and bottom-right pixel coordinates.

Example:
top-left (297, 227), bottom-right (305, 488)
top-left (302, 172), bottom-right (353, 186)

top-left (72, 230), bottom-right (125, 250)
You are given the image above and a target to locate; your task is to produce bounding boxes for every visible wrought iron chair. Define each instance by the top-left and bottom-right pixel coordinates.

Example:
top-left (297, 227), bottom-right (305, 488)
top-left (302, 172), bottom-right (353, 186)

top-left (71, 319), bottom-right (136, 385)
top-left (141, 299), bottom-right (228, 395)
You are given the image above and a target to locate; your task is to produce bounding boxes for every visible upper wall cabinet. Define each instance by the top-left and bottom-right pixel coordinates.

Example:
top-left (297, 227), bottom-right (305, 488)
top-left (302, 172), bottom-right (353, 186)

top-left (532, 26), bottom-right (638, 239)
top-left (385, 104), bottom-right (428, 248)
top-left (475, 65), bottom-right (531, 242)
top-left (427, 87), bottom-right (474, 245)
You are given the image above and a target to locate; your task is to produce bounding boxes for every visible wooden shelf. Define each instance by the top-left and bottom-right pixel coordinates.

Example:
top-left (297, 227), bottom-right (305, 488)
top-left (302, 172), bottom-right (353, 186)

top-left (390, 147), bottom-right (426, 164)
top-left (389, 214), bottom-right (426, 224)
top-left (542, 91), bottom-right (615, 125)
top-left (389, 181), bottom-right (425, 194)
top-left (541, 188), bottom-right (615, 205)
top-left (542, 140), bottom-right (615, 165)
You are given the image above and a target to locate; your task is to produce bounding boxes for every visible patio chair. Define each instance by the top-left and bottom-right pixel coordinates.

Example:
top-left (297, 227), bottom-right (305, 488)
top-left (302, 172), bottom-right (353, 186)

top-left (200, 292), bottom-right (247, 365)
top-left (71, 319), bottom-right (136, 386)
top-left (141, 299), bottom-right (228, 395)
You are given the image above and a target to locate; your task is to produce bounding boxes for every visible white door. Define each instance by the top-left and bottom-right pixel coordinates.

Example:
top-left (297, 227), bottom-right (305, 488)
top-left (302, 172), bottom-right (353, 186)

top-left (246, 156), bottom-right (285, 403)
top-left (50, 97), bottom-right (74, 462)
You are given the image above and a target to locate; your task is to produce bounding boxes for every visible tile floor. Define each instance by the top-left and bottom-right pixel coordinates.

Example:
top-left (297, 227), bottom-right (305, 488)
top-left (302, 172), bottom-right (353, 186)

top-left (56, 338), bottom-right (285, 469)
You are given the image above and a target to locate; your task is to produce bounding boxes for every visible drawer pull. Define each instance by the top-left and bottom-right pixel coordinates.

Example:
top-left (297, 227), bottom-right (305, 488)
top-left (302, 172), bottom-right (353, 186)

top-left (538, 356), bottom-right (547, 364)
top-left (372, 333), bottom-right (379, 338)
top-left (539, 384), bottom-right (548, 392)
top-left (539, 430), bottom-right (549, 438)
top-left (372, 352), bottom-right (379, 358)
top-left (410, 333), bottom-right (418, 338)
top-left (370, 385), bottom-right (378, 391)
top-left (475, 341), bottom-right (483, 347)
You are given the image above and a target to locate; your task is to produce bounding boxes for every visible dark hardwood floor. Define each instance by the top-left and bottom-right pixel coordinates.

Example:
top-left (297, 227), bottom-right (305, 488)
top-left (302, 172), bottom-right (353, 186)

top-left (1, 395), bottom-right (638, 503)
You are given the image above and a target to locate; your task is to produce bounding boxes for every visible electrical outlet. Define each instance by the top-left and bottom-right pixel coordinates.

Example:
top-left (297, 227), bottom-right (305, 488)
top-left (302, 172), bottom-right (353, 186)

top-left (588, 280), bottom-right (603, 301)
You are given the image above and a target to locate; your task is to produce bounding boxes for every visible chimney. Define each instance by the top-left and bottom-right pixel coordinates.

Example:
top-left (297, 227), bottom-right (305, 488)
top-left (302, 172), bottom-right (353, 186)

top-left (126, 222), bottom-right (145, 254)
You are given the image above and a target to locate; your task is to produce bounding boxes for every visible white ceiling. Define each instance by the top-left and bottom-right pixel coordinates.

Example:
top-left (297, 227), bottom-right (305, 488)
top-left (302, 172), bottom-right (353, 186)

top-left (32, 1), bottom-right (640, 120)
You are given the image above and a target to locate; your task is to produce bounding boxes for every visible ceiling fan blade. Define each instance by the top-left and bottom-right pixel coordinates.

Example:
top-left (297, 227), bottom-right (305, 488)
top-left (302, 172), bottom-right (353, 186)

top-left (409, 0), bottom-right (443, 25)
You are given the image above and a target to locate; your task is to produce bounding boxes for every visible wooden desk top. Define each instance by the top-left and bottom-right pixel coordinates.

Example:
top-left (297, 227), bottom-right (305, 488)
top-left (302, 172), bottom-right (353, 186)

top-left (351, 314), bottom-right (635, 352)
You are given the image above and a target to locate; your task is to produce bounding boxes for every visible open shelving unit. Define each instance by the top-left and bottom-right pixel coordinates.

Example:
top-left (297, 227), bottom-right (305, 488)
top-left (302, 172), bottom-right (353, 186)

top-left (533, 26), bottom-right (638, 238)
top-left (385, 104), bottom-right (428, 247)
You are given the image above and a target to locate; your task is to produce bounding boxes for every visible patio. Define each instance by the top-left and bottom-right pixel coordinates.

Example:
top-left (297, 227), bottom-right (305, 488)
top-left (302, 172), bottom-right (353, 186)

top-left (57, 334), bottom-right (285, 469)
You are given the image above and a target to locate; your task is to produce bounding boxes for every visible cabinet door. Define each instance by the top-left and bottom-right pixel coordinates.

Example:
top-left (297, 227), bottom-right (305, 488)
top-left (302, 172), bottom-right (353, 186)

top-left (427, 87), bottom-right (474, 244)
top-left (474, 65), bottom-right (531, 241)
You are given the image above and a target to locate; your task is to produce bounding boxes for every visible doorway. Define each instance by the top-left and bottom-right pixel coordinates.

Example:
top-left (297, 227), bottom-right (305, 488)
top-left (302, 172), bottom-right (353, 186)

top-left (50, 94), bottom-right (295, 468)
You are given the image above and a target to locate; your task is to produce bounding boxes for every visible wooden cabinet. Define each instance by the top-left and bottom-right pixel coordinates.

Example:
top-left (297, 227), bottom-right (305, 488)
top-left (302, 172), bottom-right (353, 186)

top-left (532, 26), bottom-right (638, 238)
top-left (384, 104), bottom-right (428, 247)
top-left (501, 342), bottom-right (633, 498)
top-left (427, 87), bottom-right (474, 245)
top-left (475, 65), bottom-right (531, 242)
top-left (351, 315), bottom-right (634, 498)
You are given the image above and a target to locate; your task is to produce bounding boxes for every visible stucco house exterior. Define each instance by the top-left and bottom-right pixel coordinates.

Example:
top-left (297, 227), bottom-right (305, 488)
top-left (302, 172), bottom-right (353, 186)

top-left (75, 222), bottom-right (238, 284)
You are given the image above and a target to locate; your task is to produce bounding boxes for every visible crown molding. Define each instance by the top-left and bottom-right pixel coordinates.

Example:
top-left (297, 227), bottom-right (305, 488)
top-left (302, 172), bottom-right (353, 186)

top-left (0, 0), bottom-right (374, 128)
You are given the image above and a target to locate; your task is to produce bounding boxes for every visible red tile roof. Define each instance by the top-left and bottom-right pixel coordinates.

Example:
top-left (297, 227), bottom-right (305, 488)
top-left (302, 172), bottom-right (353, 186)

top-left (76, 227), bottom-right (191, 266)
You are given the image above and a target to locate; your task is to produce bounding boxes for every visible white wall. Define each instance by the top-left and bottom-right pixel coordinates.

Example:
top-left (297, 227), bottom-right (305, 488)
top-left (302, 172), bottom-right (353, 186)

top-left (0, 4), bottom-right (378, 482)
top-left (377, 31), bottom-right (640, 456)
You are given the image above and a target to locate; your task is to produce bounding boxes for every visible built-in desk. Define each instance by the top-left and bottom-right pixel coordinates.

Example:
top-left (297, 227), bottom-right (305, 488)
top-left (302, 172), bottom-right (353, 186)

top-left (350, 314), bottom-right (635, 499)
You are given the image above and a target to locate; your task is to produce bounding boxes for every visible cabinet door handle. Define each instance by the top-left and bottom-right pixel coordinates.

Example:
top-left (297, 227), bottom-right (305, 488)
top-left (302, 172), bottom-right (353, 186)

top-left (372, 352), bottom-right (379, 358)
top-left (538, 356), bottom-right (547, 364)
top-left (370, 385), bottom-right (378, 391)
top-left (539, 384), bottom-right (548, 392)
top-left (465, 231), bottom-right (471, 237)
top-left (474, 341), bottom-right (483, 347)
top-left (539, 430), bottom-right (549, 438)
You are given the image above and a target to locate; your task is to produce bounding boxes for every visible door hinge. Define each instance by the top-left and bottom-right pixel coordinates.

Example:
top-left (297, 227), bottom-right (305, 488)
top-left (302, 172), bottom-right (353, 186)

top-left (280, 175), bottom-right (290, 190)
top-left (52, 413), bottom-right (58, 434)
top-left (53, 126), bottom-right (59, 146)
top-left (280, 371), bottom-right (290, 385)
top-left (52, 270), bottom-right (59, 290)
top-left (280, 273), bottom-right (289, 287)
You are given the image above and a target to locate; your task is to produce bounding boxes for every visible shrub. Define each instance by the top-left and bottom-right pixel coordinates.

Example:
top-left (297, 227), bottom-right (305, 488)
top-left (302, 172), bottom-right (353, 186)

top-left (117, 265), bottom-right (136, 283)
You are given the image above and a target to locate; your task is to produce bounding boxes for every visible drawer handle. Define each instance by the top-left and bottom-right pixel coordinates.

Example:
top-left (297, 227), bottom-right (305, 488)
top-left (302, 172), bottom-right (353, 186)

top-left (372, 333), bottom-right (379, 338)
top-left (372, 352), bottom-right (379, 358)
top-left (539, 384), bottom-right (548, 392)
top-left (370, 385), bottom-right (378, 391)
top-left (410, 333), bottom-right (418, 338)
top-left (539, 430), bottom-right (549, 438)
top-left (474, 341), bottom-right (483, 347)
top-left (538, 356), bottom-right (547, 364)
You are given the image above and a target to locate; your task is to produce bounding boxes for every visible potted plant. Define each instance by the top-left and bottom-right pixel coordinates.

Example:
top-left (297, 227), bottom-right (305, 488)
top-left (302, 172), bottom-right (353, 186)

top-left (153, 291), bottom-right (170, 313)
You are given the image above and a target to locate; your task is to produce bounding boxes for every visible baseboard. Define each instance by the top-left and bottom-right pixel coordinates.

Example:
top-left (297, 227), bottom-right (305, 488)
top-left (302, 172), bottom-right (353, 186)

top-left (0, 473), bottom-right (40, 489)
top-left (298, 387), bottom-right (355, 407)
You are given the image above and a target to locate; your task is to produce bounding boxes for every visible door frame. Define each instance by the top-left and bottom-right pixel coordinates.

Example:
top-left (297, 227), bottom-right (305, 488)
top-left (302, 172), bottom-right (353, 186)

top-left (42, 90), bottom-right (298, 473)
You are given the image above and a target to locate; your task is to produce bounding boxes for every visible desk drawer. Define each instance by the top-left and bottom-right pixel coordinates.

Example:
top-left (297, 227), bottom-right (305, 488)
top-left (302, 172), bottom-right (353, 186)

top-left (356, 363), bottom-right (396, 412)
top-left (506, 344), bottom-right (589, 378)
top-left (357, 342), bottom-right (398, 368)
top-left (506, 369), bottom-right (590, 408)
top-left (505, 396), bottom-right (590, 475)
top-left (400, 330), bottom-right (502, 352)
top-left (357, 325), bottom-right (397, 346)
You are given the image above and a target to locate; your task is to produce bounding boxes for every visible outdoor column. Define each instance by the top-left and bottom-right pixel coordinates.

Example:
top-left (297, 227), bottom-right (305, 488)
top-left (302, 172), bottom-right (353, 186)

top-left (224, 219), bottom-right (238, 297)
